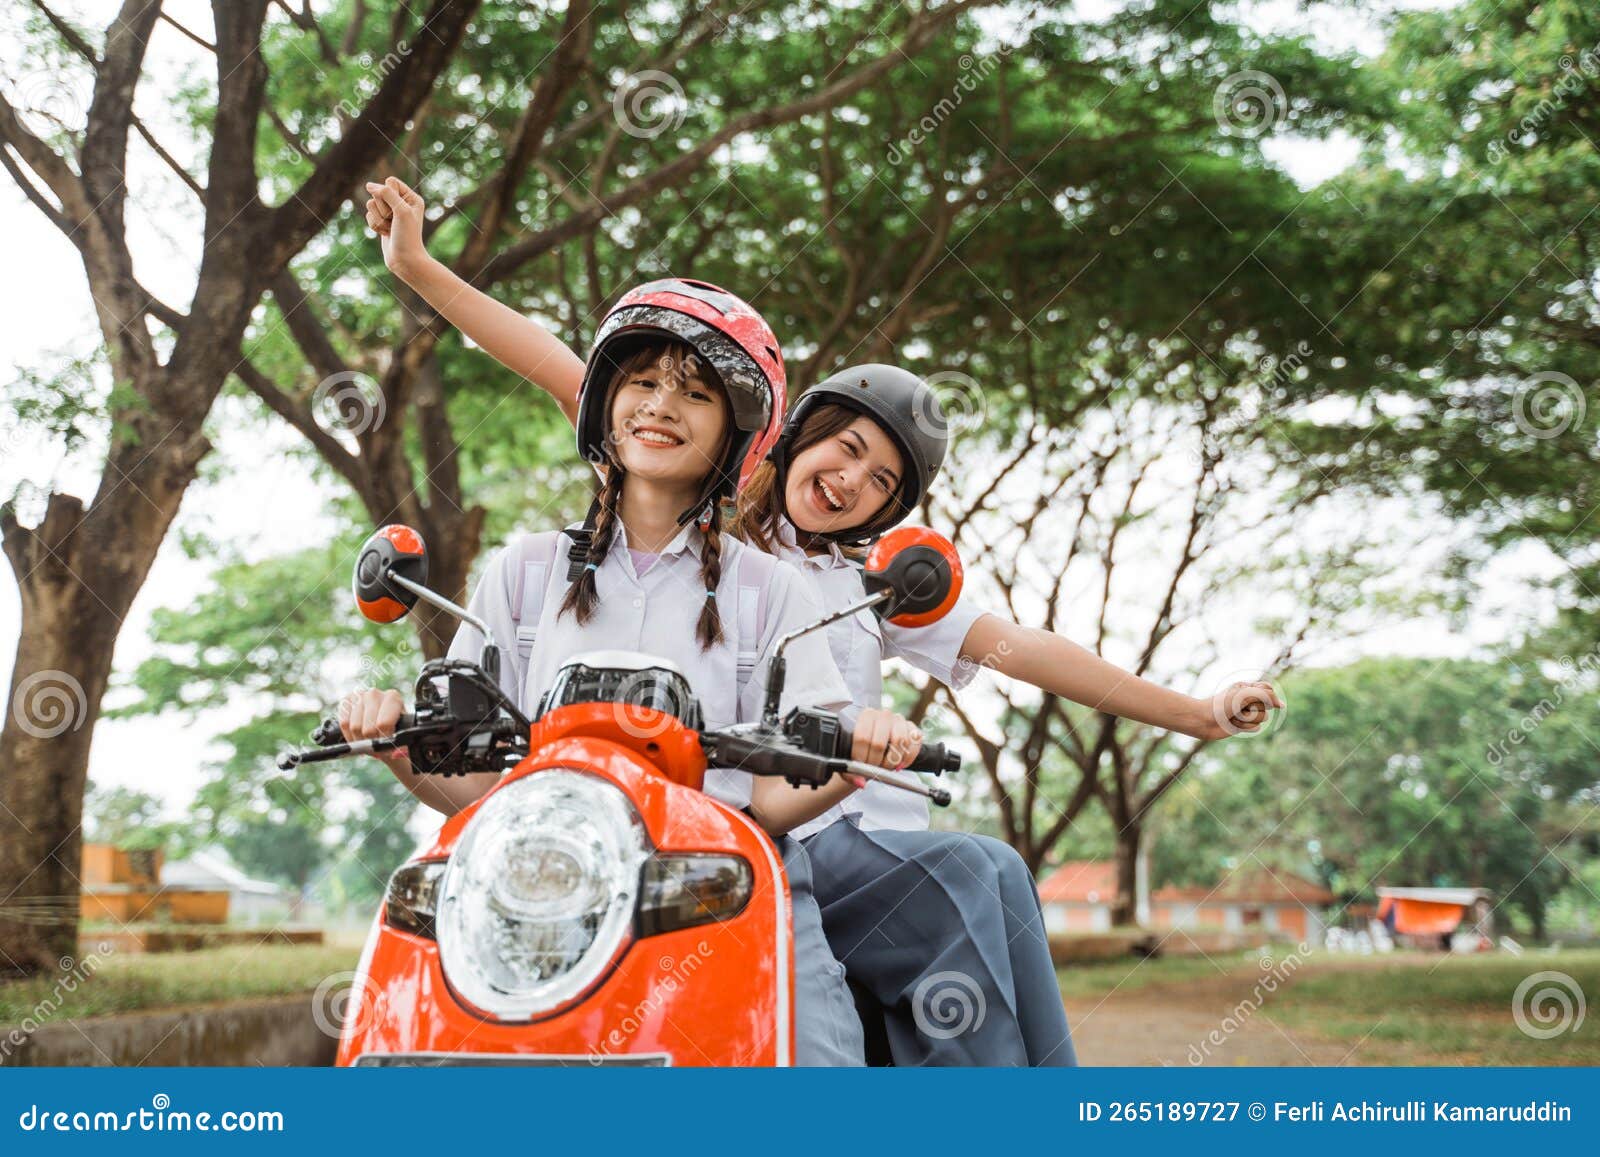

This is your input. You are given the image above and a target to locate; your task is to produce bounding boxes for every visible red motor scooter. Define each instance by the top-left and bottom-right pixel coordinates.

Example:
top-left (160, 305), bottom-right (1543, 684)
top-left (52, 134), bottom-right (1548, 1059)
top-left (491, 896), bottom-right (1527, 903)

top-left (279, 524), bottom-right (965, 1066)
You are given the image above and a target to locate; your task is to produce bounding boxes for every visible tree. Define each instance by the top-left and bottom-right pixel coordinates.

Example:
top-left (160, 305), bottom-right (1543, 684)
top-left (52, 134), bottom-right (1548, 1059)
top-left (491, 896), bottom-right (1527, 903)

top-left (1164, 655), bottom-right (1600, 937)
top-left (1262, 0), bottom-right (1600, 650)
top-left (901, 378), bottom-right (1417, 923)
top-left (0, 0), bottom-right (479, 975)
top-left (81, 784), bottom-right (192, 854)
top-left (226, 0), bottom-right (1380, 662)
top-left (113, 526), bottom-right (419, 909)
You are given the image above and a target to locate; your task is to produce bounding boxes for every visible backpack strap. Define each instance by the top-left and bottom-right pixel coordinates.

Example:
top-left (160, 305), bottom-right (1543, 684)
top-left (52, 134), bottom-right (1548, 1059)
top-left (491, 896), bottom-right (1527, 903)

top-left (508, 531), bottom-right (567, 669)
top-left (734, 543), bottom-right (777, 692)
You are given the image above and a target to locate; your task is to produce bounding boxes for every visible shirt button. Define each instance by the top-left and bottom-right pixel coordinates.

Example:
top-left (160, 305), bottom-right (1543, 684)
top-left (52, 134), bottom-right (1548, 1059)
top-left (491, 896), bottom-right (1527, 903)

top-left (633, 597), bottom-right (644, 609)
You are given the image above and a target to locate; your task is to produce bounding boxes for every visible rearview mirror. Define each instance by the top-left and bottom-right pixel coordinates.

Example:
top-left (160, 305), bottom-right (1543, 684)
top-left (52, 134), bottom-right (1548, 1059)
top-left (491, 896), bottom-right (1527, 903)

top-left (862, 526), bottom-right (963, 627)
top-left (353, 525), bottom-right (429, 623)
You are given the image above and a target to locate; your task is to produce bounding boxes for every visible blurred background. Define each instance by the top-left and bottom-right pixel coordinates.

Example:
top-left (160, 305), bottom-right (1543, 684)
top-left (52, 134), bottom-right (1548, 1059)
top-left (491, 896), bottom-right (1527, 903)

top-left (1, 0), bottom-right (1596, 1064)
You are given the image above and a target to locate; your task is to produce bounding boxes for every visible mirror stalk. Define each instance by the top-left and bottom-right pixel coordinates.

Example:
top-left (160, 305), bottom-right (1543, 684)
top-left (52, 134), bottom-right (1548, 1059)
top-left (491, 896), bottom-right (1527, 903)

top-left (760, 589), bottom-right (889, 728)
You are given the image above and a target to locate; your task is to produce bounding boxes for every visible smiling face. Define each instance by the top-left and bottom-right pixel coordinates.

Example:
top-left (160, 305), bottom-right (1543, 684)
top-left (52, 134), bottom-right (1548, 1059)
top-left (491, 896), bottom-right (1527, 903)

top-left (782, 410), bottom-right (906, 537)
top-left (606, 346), bottom-right (731, 492)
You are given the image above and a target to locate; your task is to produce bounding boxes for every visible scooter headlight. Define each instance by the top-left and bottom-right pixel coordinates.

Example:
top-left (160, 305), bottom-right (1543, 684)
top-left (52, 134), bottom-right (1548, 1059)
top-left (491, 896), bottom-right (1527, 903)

top-left (437, 771), bottom-right (649, 1020)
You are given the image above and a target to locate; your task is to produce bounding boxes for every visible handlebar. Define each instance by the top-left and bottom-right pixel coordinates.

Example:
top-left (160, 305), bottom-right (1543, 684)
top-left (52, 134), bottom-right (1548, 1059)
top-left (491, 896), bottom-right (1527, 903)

top-left (284, 695), bottom-right (962, 805)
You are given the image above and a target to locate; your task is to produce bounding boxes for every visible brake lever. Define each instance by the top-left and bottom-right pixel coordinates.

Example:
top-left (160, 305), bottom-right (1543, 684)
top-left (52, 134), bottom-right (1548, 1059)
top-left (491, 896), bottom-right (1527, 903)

top-left (834, 759), bottom-right (952, 807)
top-left (278, 720), bottom-right (445, 770)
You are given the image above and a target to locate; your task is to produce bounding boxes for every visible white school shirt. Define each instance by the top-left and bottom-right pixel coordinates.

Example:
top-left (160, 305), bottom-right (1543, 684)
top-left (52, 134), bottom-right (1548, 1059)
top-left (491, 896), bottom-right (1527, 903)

top-left (769, 519), bottom-right (986, 837)
top-left (447, 521), bottom-right (854, 814)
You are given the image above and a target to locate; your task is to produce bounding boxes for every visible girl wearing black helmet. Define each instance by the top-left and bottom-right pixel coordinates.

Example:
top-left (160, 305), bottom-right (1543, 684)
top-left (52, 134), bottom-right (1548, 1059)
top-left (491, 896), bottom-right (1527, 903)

top-left (740, 365), bottom-right (1280, 1067)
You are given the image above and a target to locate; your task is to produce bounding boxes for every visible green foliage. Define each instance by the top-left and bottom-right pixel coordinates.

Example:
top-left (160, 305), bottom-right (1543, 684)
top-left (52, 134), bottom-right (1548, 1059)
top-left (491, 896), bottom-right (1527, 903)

top-left (0, 942), bottom-right (361, 1026)
top-left (1157, 654), bottom-right (1600, 934)
top-left (113, 527), bottom-right (420, 906)
top-left (1264, 0), bottom-right (1600, 644)
top-left (81, 786), bottom-right (195, 856)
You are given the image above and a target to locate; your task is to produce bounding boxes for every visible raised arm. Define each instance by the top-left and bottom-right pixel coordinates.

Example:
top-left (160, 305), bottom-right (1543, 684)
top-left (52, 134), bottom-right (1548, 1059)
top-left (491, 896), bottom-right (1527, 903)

top-left (365, 176), bottom-right (584, 425)
top-left (959, 613), bottom-right (1283, 741)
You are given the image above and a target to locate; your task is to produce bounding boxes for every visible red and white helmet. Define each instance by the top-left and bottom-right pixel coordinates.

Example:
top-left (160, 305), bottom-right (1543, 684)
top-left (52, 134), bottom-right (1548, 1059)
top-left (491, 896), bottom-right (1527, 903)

top-left (576, 278), bottom-right (787, 521)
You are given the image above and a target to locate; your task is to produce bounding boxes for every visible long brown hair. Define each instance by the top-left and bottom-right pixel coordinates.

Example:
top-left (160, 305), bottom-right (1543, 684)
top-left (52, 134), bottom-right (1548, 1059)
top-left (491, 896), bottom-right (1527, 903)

top-left (732, 402), bottom-right (907, 556)
top-left (559, 342), bottom-right (731, 649)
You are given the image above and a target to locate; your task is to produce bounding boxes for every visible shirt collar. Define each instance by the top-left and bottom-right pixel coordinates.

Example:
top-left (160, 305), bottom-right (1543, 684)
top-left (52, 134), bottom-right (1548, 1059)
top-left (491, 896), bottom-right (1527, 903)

top-left (596, 519), bottom-right (704, 562)
top-left (775, 517), bottom-right (849, 570)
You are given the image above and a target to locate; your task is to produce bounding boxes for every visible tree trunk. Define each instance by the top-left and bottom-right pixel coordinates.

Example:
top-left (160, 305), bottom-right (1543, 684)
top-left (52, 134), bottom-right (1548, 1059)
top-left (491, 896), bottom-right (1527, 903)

top-left (0, 426), bottom-right (208, 974)
top-left (1111, 820), bottom-right (1142, 928)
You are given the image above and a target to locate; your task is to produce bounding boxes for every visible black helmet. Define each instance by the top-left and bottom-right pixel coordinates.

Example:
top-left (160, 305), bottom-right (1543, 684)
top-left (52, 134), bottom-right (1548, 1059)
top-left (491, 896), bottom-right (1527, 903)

top-left (769, 364), bottom-right (950, 543)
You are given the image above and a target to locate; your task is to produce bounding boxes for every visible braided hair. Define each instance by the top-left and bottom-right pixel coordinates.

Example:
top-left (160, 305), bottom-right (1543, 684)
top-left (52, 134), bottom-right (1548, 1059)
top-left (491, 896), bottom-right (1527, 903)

top-left (695, 500), bottom-right (726, 650)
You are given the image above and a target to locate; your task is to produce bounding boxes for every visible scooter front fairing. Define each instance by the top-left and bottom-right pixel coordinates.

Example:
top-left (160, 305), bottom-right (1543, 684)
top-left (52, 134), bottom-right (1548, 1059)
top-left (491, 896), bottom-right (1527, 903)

top-left (338, 710), bottom-right (794, 1068)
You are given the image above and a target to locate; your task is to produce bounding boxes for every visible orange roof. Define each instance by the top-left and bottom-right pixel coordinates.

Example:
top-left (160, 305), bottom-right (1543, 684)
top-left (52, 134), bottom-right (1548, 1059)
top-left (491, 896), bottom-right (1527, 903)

top-left (1038, 860), bottom-right (1121, 904)
top-left (1152, 867), bottom-right (1333, 906)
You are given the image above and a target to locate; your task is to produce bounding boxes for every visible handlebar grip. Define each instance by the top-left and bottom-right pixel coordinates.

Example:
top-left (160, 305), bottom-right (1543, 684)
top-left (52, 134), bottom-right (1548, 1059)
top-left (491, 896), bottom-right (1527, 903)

top-left (905, 740), bottom-right (960, 776)
top-left (312, 713), bottom-right (416, 747)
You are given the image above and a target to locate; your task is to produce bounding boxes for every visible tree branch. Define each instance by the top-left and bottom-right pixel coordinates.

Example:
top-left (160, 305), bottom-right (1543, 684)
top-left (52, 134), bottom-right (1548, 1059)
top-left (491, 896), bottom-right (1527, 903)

top-left (262, 0), bottom-right (483, 275)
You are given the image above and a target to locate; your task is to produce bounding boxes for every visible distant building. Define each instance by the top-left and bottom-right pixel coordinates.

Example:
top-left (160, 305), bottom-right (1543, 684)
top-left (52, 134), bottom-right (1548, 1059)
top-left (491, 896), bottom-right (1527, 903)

top-left (1152, 869), bottom-right (1335, 945)
top-left (79, 844), bottom-right (229, 924)
top-left (1038, 860), bottom-right (1335, 945)
top-left (161, 850), bottom-right (294, 926)
top-left (1039, 861), bottom-right (1124, 933)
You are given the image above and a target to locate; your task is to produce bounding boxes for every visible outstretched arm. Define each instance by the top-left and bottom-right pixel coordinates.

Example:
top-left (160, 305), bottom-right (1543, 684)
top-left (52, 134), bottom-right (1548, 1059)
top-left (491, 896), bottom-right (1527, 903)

top-left (959, 614), bottom-right (1283, 741)
top-left (365, 176), bottom-right (584, 425)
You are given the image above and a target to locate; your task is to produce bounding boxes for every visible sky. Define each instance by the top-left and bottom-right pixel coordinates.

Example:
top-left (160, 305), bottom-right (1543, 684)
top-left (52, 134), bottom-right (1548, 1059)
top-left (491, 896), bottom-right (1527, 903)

top-left (0, 0), bottom-right (1565, 819)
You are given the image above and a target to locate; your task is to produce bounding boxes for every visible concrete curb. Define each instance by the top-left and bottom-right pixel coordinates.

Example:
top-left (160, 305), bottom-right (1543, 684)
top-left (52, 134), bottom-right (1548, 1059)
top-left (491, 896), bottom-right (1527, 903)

top-left (0, 994), bottom-right (337, 1067)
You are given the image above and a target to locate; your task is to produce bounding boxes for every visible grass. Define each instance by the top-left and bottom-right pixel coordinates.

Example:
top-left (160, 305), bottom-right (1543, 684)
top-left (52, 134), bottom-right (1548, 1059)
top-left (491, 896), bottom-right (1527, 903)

top-left (1056, 952), bottom-right (1233, 999)
top-left (1268, 949), bottom-right (1600, 1064)
top-left (0, 942), bottom-right (362, 1026)
top-left (1059, 947), bottom-right (1600, 1065)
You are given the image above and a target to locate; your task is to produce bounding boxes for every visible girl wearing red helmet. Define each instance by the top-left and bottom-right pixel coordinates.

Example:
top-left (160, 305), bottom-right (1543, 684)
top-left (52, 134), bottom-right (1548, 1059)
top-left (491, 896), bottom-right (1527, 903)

top-left (347, 187), bottom-right (948, 1065)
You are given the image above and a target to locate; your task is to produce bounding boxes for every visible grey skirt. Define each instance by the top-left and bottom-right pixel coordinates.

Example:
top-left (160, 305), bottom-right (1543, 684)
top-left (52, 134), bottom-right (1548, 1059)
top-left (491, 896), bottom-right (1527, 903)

top-left (802, 817), bottom-right (1076, 1066)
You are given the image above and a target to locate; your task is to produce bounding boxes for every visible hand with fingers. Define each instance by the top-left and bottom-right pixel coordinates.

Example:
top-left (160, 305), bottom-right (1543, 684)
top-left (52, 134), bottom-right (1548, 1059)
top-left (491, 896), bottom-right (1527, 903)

top-left (848, 707), bottom-right (924, 783)
top-left (339, 687), bottom-right (409, 765)
top-left (364, 175), bottom-right (429, 281)
top-left (1202, 681), bottom-right (1286, 740)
